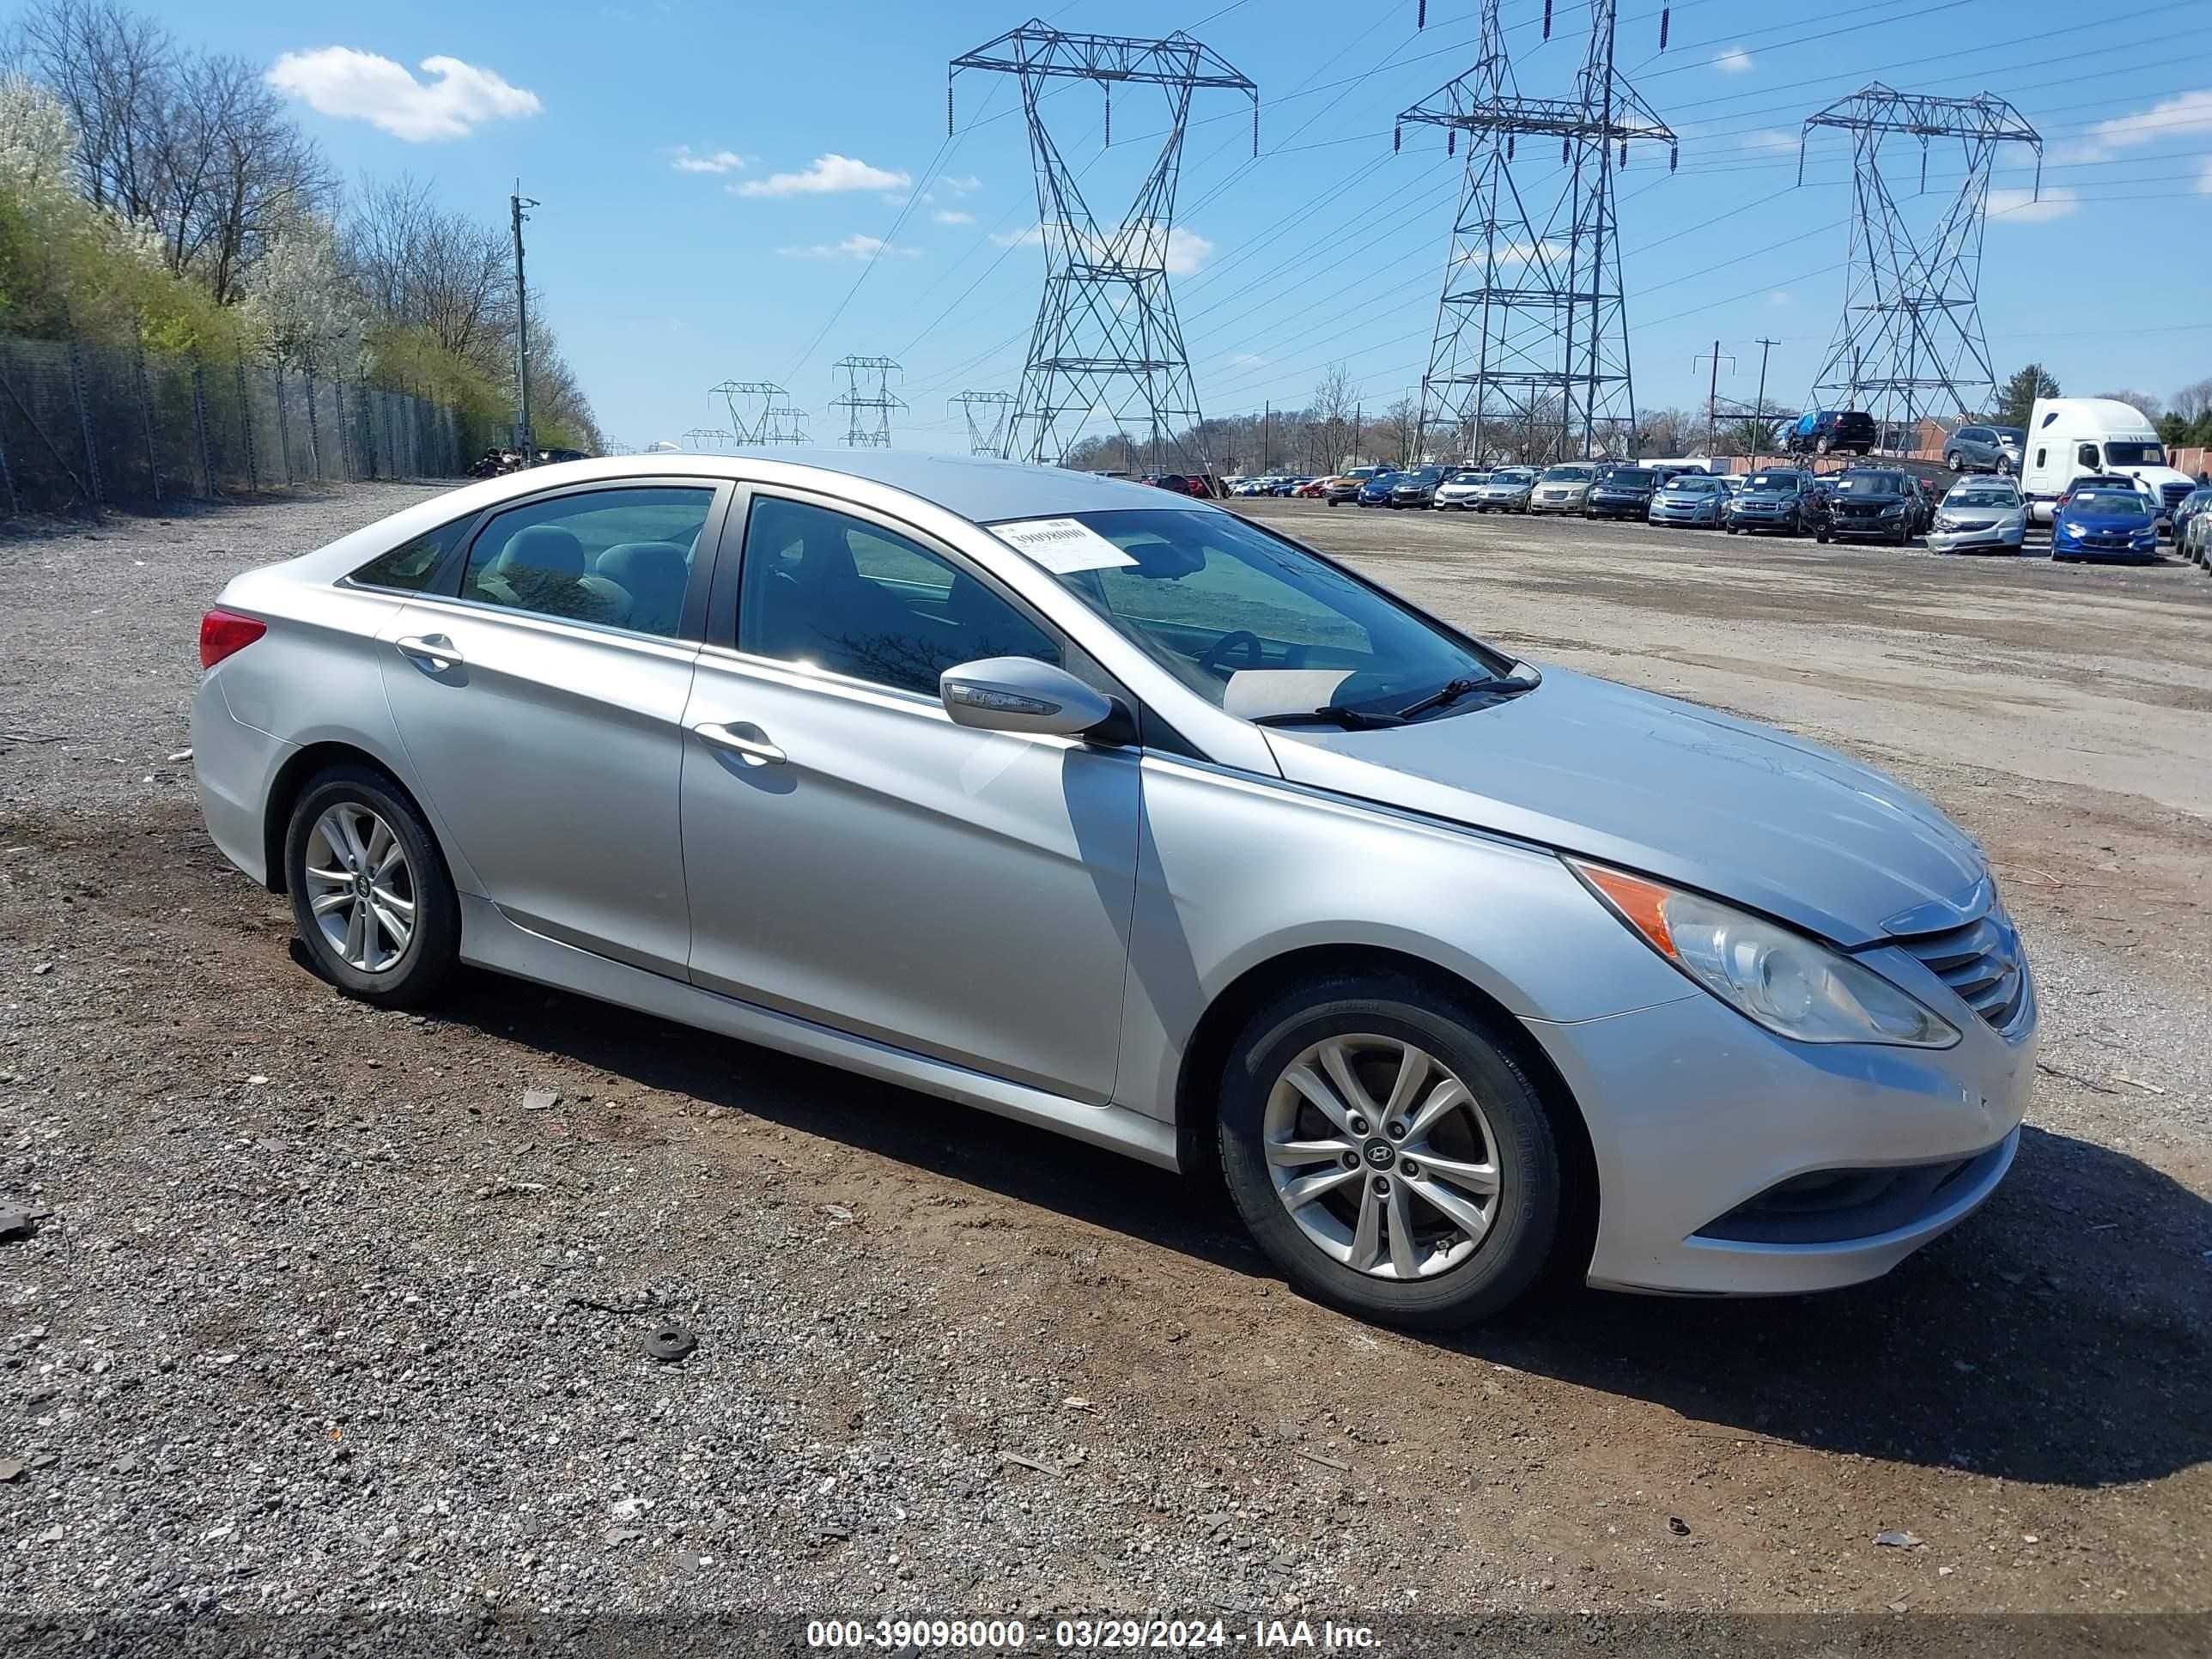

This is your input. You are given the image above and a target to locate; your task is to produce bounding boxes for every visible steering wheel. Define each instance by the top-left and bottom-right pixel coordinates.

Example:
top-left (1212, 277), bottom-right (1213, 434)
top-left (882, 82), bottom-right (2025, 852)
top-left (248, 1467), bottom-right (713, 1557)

top-left (1198, 629), bottom-right (1266, 678)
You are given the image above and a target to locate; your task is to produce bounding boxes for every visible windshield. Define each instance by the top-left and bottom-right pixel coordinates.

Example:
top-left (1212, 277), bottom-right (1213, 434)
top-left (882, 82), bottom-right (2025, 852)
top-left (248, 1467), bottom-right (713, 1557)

top-left (1540, 465), bottom-right (1595, 483)
top-left (1599, 469), bottom-right (1655, 487)
top-left (1836, 472), bottom-right (1905, 493)
top-left (1030, 508), bottom-right (1511, 720)
top-left (2069, 489), bottom-right (2146, 512)
top-left (1401, 466), bottom-right (1445, 484)
top-left (2104, 441), bottom-right (2166, 466)
top-left (1447, 470), bottom-right (1486, 483)
top-left (1664, 476), bottom-right (1720, 494)
top-left (1490, 468), bottom-right (1534, 484)
top-left (1947, 488), bottom-right (2018, 507)
top-left (1991, 427), bottom-right (2024, 446)
top-left (1744, 471), bottom-right (1800, 490)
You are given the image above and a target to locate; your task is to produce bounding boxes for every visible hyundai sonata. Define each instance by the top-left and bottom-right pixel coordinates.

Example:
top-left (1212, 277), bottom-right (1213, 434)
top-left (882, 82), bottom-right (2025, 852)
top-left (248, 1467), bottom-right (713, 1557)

top-left (194, 453), bottom-right (2033, 1329)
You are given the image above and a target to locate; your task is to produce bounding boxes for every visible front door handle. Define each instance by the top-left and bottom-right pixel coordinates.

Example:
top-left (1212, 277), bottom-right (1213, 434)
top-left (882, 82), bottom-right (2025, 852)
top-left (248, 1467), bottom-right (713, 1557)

top-left (395, 634), bottom-right (463, 672)
top-left (692, 720), bottom-right (787, 766)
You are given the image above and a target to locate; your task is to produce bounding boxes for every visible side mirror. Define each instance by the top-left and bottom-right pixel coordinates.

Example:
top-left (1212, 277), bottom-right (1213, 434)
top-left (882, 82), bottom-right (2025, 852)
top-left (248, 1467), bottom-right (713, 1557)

top-left (940, 657), bottom-right (1117, 739)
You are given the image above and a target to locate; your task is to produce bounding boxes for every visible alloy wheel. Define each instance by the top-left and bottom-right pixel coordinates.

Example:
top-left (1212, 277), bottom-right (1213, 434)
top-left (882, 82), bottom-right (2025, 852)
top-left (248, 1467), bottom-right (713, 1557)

top-left (303, 803), bottom-right (417, 974)
top-left (1261, 1034), bottom-right (1504, 1280)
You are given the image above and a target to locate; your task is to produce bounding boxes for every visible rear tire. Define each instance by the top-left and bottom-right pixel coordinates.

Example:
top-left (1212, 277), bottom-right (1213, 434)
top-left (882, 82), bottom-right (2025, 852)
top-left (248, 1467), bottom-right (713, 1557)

top-left (1217, 976), bottom-right (1564, 1331)
top-left (283, 763), bottom-right (459, 1009)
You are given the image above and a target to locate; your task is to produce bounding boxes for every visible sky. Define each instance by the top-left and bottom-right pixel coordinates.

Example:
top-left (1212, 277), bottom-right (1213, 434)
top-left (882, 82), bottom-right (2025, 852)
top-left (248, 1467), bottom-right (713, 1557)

top-left (165, 0), bottom-right (2212, 453)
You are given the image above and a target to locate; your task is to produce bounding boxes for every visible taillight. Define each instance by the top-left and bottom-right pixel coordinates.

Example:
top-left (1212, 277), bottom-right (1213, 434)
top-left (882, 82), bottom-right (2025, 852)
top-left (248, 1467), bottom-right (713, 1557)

top-left (199, 608), bottom-right (265, 669)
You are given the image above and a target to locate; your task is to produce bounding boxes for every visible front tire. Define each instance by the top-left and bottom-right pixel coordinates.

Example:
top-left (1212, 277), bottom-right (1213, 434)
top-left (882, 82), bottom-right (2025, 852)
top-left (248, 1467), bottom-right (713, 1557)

top-left (284, 763), bottom-right (459, 1008)
top-left (1217, 977), bottom-right (1563, 1331)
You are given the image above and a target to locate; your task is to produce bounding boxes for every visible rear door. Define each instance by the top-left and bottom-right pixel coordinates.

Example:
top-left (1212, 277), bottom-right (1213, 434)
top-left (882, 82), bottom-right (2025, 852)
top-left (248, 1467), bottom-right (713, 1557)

top-left (678, 488), bottom-right (1140, 1101)
top-left (376, 478), bottom-right (730, 975)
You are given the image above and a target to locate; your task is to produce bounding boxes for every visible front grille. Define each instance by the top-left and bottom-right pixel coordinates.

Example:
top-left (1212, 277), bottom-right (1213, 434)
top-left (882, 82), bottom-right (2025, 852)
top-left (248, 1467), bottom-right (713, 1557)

top-left (2160, 482), bottom-right (2190, 509)
top-left (1893, 904), bottom-right (2027, 1029)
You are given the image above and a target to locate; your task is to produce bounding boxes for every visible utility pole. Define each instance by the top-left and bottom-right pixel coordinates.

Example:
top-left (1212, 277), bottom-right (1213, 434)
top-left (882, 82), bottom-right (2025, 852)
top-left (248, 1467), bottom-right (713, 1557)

top-left (1352, 404), bottom-right (1361, 465)
top-left (1751, 337), bottom-right (1779, 467)
top-left (1695, 340), bottom-right (1734, 459)
top-left (1263, 402), bottom-right (1271, 471)
top-left (510, 182), bottom-right (539, 457)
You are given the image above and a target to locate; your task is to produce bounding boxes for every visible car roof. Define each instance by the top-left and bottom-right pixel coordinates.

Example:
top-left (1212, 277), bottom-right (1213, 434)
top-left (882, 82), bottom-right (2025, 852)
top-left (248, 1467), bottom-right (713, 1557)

top-left (501, 447), bottom-right (1207, 525)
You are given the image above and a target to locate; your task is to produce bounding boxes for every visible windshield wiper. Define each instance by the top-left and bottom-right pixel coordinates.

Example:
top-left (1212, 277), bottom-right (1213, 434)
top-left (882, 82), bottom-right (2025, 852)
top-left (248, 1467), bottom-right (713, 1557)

top-left (1393, 673), bottom-right (1528, 720)
top-left (1250, 704), bottom-right (1407, 731)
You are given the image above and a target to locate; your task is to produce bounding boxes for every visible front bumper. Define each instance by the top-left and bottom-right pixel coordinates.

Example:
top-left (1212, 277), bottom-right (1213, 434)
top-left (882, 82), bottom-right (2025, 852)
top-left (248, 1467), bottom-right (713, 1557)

top-left (1474, 493), bottom-right (1528, 509)
top-left (1528, 492), bottom-right (1589, 514)
top-left (1585, 495), bottom-right (1650, 518)
top-left (1825, 513), bottom-right (1908, 539)
top-left (1729, 504), bottom-right (1801, 532)
top-left (1649, 503), bottom-right (1717, 525)
top-left (2053, 535), bottom-right (2158, 561)
top-left (1927, 522), bottom-right (2026, 554)
top-left (1525, 964), bottom-right (2036, 1296)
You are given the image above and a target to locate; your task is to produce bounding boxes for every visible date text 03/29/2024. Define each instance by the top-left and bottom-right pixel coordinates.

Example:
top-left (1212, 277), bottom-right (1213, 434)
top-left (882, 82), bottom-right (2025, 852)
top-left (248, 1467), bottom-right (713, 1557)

top-left (805, 1618), bottom-right (1382, 1650)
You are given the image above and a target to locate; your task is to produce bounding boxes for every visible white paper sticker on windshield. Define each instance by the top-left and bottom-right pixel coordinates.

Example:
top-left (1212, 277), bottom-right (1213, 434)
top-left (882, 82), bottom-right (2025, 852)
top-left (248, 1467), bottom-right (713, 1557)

top-left (993, 517), bottom-right (1139, 574)
top-left (1223, 668), bottom-right (1355, 720)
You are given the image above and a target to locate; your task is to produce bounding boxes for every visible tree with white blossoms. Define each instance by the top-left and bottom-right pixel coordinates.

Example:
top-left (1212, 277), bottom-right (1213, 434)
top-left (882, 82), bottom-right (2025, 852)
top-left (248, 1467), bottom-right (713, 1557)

top-left (239, 211), bottom-right (362, 376)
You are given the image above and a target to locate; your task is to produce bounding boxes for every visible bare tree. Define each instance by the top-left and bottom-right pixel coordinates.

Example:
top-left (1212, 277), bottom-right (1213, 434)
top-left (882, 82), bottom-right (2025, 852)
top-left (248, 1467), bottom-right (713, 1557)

top-left (2166, 377), bottom-right (2212, 427)
top-left (343, 173), bottom-right (515, 371)
top-left (8, 0), bottom-right (169, 215)
top-left (1376, 395), bottom-right (1422, 467)
top-left (1310, 362), bottom-right (1358, 472)
top-left (2094, 388), bottom-right (2164, 422)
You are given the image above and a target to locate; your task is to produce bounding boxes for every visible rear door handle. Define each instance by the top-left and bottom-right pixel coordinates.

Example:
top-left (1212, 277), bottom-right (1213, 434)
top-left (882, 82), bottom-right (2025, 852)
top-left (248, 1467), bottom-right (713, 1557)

top-left (692, 720), bottom-right (787, 766)
top-left (395, 634), bottom-right (463, 672)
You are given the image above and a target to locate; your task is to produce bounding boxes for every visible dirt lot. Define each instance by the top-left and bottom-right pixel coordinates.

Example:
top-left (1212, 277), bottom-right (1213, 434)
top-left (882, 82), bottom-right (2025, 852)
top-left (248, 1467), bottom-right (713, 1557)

top-left (1, 484), bottom-right (2207, 1639)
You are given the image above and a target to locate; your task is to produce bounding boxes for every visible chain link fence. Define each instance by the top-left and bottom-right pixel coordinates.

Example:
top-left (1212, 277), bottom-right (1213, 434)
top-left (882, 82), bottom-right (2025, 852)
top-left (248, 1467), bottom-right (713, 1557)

top-left (0, 333), bottom-right (467, 520)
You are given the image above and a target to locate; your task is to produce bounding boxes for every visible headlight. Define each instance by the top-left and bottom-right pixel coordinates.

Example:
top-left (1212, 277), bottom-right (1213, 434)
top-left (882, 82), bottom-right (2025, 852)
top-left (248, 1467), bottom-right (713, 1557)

top-left (1881, 502), bottom-right (1905, 516)
top-left (1568, 860), bottom-right (1961, 1048)
top-left (1934, 515), bottom-right (1959, 531)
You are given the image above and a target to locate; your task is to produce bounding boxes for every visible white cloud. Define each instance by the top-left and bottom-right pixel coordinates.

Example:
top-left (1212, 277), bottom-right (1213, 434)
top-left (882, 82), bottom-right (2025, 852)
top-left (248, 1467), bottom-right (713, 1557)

top-left (1226, 352), bottom-right (1268, 368)
top-left (1987, 185), bottom-right (2079, 224)
top-left (2059, 87), bottom-right (2212, 162)
top-left (737, 153), bottom-right (910, 198)
top-left (991, 222), bottom-right (1212, 274)
top-left (932, 209), bottom-right (975, 225)
top-left (939, 173), bottom-right (982, 194)
top-left (1455, 239), bottom-right (1568, 267)
top-left (1766, 289), bottom-right (1791, 307)
top-left (265, 47), bottom-right (540, 142)
top-left (1714, 46), bottom-right (1753, 75)
top-left (671, 146), bottom-right (744, 174)
top-left (775, 234), bottom-right (919, 261)
top-left (1741, 128), bottom-right (1799, 156)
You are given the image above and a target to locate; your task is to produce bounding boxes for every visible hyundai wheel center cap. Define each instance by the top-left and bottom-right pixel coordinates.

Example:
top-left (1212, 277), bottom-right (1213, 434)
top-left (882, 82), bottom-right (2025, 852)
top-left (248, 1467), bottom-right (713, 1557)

top-left (1363, 1139), bottom-right (1395, 1170)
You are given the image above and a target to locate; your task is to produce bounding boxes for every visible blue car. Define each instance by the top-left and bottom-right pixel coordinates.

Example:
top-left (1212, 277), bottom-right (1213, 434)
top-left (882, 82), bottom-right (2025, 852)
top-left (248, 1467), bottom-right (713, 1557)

top-left (1356, 473), bottom-right (1401, 507)
top-left (2051, 484), bottom-right (2160, 563)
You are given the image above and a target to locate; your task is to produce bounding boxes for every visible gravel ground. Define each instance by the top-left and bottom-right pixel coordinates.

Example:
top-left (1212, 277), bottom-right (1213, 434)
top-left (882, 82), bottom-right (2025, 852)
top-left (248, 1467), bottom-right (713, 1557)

top-left (0, 484), bottom-right (2207, 1645)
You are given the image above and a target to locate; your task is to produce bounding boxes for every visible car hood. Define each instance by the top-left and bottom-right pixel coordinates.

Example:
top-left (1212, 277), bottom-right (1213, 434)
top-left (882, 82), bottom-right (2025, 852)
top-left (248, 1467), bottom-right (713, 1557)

top-left (1259, 667), bottom-right (1984, 947)
top-left (2062, 507), bottom-right (2154, 527)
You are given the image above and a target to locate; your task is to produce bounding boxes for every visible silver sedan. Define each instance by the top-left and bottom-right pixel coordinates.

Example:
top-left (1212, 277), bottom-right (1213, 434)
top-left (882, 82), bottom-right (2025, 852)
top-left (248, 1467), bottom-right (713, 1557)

top-left (1927, 482), bottom-right (2027, 555)
top-left (193, 452), bottom-right (2035, 1328)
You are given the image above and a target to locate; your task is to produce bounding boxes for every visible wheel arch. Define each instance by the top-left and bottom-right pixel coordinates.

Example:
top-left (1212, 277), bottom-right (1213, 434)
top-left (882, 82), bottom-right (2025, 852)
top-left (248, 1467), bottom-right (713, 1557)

top-left (261, 740), bottom-right (441, 896)
top-left (1172, 942), bottom-right (1600, 1276)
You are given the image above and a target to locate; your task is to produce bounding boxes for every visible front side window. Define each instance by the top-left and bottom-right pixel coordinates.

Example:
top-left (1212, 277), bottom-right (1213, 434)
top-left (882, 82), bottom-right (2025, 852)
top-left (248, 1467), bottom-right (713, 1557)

top-left (349, 513), bottom-right (476, 592)
top-left (459, 486), bottom-right (713, 635)
top-left (2077, 444), bottom-right (2100, 469)
top-left (1021, 507), bottom-right (1510, 720)
top-left (738, 496), bottom-right (1057, 697)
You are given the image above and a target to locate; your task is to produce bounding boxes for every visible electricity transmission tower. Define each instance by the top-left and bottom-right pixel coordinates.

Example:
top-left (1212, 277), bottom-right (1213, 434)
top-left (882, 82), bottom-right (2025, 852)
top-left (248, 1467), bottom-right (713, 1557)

top-left (1401, 0), bottom-right (1674, 465)
top-left (829, 356), bottom-right (907, 447)
top-left (951, 390), bottom-right (1018, 459)
top-left (680, 427), bottom-right (731, 453)
top-left (710, 380), bottom-right (787, 445)
top-left (951, 22), bottom-right (1258, 473)
top-left (763, 404), bottom-right (811, 444)
top-left (1800, 84), bottom-right (2041, 441)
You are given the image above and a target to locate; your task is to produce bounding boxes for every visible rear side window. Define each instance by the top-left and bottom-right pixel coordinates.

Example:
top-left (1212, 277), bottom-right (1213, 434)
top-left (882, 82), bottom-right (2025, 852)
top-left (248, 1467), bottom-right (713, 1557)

top-left (459, 486), bottom-right (714, 636)
top-left (348, 514), bottom-right (476, 592)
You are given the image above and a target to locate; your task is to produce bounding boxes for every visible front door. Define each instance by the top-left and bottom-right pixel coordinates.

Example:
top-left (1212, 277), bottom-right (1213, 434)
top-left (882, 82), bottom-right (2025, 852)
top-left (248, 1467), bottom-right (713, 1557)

top-left (376, 481), bottom-right (725, 974)
top-left (678, 490), bottom-right (1139, 1102)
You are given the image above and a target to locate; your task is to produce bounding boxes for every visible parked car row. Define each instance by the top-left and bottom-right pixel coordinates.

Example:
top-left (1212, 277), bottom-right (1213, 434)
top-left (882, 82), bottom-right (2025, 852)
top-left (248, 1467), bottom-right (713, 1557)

top-left (2175, 485), bottom-right (2212, 570)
